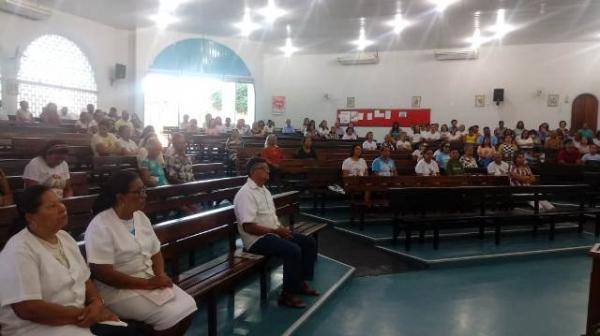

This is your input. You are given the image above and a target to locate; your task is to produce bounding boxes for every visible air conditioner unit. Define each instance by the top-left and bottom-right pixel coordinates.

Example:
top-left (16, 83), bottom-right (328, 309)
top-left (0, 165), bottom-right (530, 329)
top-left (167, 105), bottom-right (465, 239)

top-left (434, 49), bottom-right (479, 61)
top-left (336, 52), bottom-right (379, 66)
top-left (0, 0), bottom-right (52, 20)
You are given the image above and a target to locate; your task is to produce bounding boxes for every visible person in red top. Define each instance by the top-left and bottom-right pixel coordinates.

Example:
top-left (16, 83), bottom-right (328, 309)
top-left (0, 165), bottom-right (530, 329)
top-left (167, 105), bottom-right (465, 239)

top-left (261, 135), bottom-right (284, 183)
top-left (558, 139), bottom-right (582, 165)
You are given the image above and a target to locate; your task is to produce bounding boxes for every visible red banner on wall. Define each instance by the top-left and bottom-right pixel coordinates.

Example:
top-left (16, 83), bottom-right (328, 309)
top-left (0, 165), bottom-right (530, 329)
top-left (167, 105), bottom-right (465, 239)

top-left (336, 109), bottom-right (431, 127)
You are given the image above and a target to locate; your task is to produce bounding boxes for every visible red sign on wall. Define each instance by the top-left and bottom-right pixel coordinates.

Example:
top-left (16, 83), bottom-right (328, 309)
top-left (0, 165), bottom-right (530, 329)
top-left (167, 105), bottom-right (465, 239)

top-left (336, 109), bottom-right (431, 127)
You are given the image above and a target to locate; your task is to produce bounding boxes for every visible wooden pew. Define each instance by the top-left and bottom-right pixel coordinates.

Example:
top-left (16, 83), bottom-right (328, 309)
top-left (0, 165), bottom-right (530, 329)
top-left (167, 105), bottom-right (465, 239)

top-left (388, 184), bottom-right (600, 250)
top-left (153, 190), bottom-right (327, 336)
top-left (343, 175), bottom-right (511, 230)
top-left (192, 163), bottom-right (225, 179)
top-left (0, 177), bottom-right (250, 248)
top-left (6, 171), bottom-right (90, 196)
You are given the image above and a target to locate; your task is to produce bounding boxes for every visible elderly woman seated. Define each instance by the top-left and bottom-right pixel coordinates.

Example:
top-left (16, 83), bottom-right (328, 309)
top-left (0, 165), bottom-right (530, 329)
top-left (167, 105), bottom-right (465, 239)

top-left (0, 185), bottom-right (139, 336)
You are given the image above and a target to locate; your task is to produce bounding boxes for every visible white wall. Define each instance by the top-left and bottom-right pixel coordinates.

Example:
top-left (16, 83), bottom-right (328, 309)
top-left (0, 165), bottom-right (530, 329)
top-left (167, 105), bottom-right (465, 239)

top-left (0, 10), bottom-right (134, 115)
top-left (262, 42), bottom-right (600, 139)
top-left (132, 28), bottom-right (267, 122)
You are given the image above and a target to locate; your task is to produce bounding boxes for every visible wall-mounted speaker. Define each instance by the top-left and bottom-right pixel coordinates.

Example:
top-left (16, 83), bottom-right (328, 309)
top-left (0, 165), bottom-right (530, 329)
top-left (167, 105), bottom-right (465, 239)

top-left (493, 88), bottom-right (504, 106)
top-left (115, 64), bottom-right (127, 80)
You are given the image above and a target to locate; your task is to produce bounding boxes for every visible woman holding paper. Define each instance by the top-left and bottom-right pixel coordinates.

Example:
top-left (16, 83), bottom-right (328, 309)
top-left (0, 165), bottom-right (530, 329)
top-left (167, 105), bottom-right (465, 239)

top-left (85, 171), bottom-right (196, 336)
top-left (0, 185), bottom-right (136, 336)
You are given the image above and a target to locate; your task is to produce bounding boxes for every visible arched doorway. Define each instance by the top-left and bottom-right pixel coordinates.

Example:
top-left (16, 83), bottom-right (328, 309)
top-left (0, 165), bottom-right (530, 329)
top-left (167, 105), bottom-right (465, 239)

top-left (571, 94), bottom-right (598, 131)
top-left (144, 38), bottom-right (255, 142)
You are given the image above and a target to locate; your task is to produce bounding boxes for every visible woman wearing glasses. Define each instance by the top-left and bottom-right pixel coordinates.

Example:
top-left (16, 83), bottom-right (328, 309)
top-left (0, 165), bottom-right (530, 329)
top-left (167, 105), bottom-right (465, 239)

top-left (84, 171), bottom-right (196, 336)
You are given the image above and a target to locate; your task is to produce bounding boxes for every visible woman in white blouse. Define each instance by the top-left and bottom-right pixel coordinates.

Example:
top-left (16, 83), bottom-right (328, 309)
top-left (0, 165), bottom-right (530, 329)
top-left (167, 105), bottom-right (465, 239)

top-left (85, 171), bottom-right (197, 335)
top-left (0, 185), bottom-right (137, 336)
top-left (342, 144), bottom-right (368, 176)
top-left (362, 132), bottom-right (378, 151)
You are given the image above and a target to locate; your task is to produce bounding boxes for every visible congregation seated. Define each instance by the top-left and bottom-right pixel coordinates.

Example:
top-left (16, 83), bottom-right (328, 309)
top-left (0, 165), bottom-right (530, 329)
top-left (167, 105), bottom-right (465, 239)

top-left (114, 110), bottom-right (133, 133)
top-left (396, 133), bottom-right (412, 151)
top-left (317, 120), bottom-right (329, 137)
top-left (40, 102), bottom-right (61, 126)
top-left (544, 131), bottom-right (562, 150)
top-left (296, 135), bottom-right (317, 159)
top-left (139, 137), bottom-right (167, 187)
top-left (75, 111), bottom-right (98, 134)
top-left (138, 126), bottom-right (156, 148)
top-left (342, 144), bottom-right (368, 176)
top-left (91, 120), bottom-right (118, 157)
top-left (412, 143), bottom-right (427, 162)
top-left (332, 121), bottom-right (345, 139)
top-left (575, 135), bottom-right (591, 154)
top-left (558, 140), bottom-right (581, 165)
top-left (477, 137), bottom-right (497, 167)
top-left (345, 123), bottom-right (359, 140)
top-left (514, 120), bottom-right (526, 137)
top-left (582, 144), bottom-right (600, 164)
top-left (304, 120), bottom-right (318, 138)
top-left (165, 133), bottom-right (194, 184)
top-left (185, 119), bottom-right (199, 133)
top-left (263, 119), bottom-right (275, 134)
top-left (60, 106), bottom-right (78, 120)
top-left (85, 171), bottom-right (197, 334)
top-left (433, 142), bottom-right (451, 171)
top-left (0, 168), bottom-right (13, 206)
top-left (223, 117), bottom-right (233, 133)
top-left (115, 125), bottom-right (139, 156)
top-left (362, 132), bottom-right (378, 151)
top-left (234, 158), bottom-right (319, 308)
top-left (0, 186), bottom-right (140, 336)
top-left (415, 149), bottom-right (440, 176)
top-left (463, 126), bottom-right (478, 145)
top-left (498, 134), bottom-right (518, 162)
top-left (477, 126), bottom-right (498, 146)
top-left (487, 153), bottom-right (510, 176)
top-left (23, 140), bottom-right (73, 199)
top-left (372, 146), bottom-right (396, 176)
top-left (381, 134), bottom-right (396, 151)
top-left (445, 148), bottom-right (464, 176)
top-left (16, 100), bottom-right (34, 123)
top-left (516, 130), bottom-right (534, 150)
top-left (460, 145), bottom-right (479, 169)
top-left (262, 134), bottom-right (284, 168)
top-left (282, 119), bottom-right (295, 134)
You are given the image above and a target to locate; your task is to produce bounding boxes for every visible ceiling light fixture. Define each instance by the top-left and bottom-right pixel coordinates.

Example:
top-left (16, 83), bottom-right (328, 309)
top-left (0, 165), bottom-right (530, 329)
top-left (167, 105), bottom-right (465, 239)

top-left (387, 13), bottom-right (410, 34)
top-left (466, 11), bottom-right (486, 50)
top-left (150, 12), bottom-right (180, 29)
top-left (351, 17), bottom-right (374, 51)
top-left (280, 25), bottom-right (300, 57)
top-left (488, 8), bottom-right (514, 39)
top-left (430, 0), bottom-right (459, 13)
top-left (235, 7), bottom-right (261, 37)
top-left (258, 0), bottom-right (287, 24)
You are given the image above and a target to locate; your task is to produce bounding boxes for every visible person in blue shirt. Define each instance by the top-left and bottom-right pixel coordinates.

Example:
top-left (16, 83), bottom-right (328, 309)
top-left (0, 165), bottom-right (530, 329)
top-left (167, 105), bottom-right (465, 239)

top-left (371, 146), bottom-right (397, 176)
top-left (434, 142), bottom-right (451, 170)
top-left (282, 119), bottom-right (296, 134)
top-left (476, 126), bottom-right (498, 146)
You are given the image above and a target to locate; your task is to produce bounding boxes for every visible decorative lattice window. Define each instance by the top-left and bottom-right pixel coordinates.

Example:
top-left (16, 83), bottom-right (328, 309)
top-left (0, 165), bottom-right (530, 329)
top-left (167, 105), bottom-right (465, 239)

top-left (18, 34), bottom-right (97, 116)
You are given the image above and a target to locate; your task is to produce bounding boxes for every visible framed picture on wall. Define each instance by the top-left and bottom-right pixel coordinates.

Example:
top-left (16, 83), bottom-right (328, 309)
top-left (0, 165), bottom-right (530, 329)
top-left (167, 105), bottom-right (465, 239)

top-left (475, 95), bottom-right (486, 108)
top-left (547, 94), bottom-right (560, 107)
top-left (411, 96), bottom-right (422, 108)
top-left (347, 96), bottom-right (355, 108)
top-left (272, 96), bottom-right (286, 114)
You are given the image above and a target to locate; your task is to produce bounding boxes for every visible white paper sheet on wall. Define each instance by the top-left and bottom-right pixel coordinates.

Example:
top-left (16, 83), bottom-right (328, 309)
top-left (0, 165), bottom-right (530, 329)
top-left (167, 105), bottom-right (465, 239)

top-left (384, 110), bottom-right (391, 119)
top-left (339, 111), bottom-right (351, 124)
top-left (366, 113), bottom-right (373, 120)
top-left (351, 111), bottom-right (364, 121)
top-left (399, 111), bottom-right (407, 118)
top-left (374, 110), bottom-right (384, 118)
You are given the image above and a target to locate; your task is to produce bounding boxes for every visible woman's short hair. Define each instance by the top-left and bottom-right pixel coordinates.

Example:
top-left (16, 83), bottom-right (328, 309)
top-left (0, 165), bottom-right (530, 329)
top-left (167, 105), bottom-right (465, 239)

top-left (92, 170), bottom-right (140, 215)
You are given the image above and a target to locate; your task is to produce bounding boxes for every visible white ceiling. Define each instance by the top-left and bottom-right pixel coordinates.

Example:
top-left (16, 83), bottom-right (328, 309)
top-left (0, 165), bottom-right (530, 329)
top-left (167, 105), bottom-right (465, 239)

top-left (37, 0), bottom-right (600, 53)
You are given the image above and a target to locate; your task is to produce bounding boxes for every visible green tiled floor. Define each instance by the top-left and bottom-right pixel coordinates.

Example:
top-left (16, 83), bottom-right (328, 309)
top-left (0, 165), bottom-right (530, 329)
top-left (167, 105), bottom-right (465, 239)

top-left (185, 255), bottom-right (353, 336)
top-left (296, 254), bottom-right (592, 336)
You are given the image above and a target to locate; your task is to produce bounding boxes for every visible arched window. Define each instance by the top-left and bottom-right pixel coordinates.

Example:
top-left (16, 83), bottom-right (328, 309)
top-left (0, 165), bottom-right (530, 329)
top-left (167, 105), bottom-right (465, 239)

top-left (18, 34), bottom-right (97, 116)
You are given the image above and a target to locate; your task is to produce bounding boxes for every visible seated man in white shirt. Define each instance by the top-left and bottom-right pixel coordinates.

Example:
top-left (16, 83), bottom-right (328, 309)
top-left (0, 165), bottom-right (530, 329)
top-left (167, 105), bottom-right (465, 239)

top-left (582, 144), bottom-right (600, 165)
top-left (234, 158), bottom-right (319, 309)
top-left (415, 149), bottom-right (440, 176)
top-left (487, 153), bottom-right (510, 176)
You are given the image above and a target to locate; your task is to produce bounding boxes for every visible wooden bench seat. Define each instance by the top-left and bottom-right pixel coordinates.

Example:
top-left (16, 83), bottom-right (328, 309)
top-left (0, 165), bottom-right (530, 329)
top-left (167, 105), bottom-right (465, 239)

top-left (389, 184), bottom-right (600, 250)
top-left (153, 190), bottom-right (327, 336)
